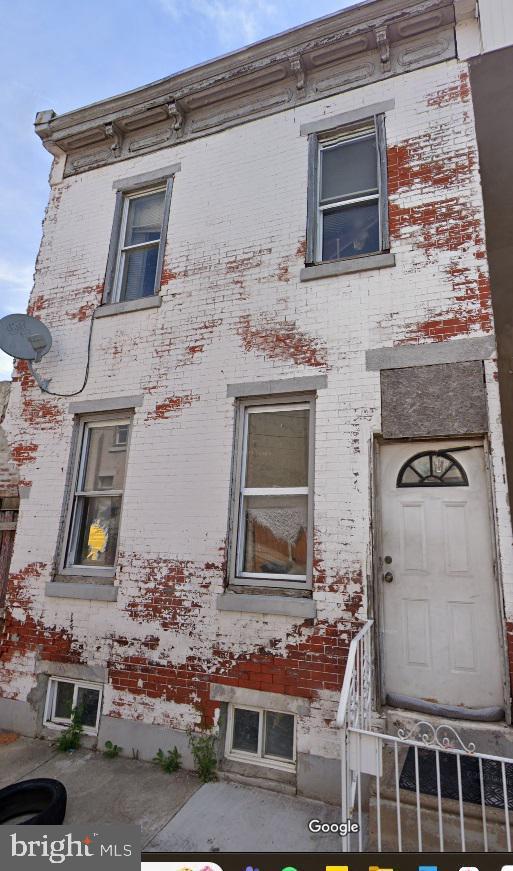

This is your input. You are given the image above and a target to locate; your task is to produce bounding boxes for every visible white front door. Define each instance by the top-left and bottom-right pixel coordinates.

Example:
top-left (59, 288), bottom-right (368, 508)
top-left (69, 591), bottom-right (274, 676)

top-left (379, 440), bottom-right (504, 715)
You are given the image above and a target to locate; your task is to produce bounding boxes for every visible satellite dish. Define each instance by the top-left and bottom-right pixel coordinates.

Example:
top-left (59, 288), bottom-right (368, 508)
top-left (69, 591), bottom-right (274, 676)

top-left (0, 314), bottom-right (52, 363)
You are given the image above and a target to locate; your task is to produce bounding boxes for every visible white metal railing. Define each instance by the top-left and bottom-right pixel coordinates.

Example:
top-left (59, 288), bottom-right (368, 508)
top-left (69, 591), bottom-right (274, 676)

top-left (337, 619), bottom-right (373, 851)
top-left (337, 622), bottom-right (513, 852)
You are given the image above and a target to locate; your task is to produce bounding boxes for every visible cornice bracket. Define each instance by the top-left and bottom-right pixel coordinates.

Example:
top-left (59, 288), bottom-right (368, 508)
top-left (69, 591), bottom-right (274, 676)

top-left (104, 121), bottom-right (123, 156)
top-left (375, 26), bottom-right (391, 72)
top-left (167, 98), bottom-right (185, 138)
top-left (290, 55), bottom-right (306, 91)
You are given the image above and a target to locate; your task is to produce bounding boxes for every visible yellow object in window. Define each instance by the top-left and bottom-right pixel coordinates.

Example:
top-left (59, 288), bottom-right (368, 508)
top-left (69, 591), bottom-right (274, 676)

top-left (87, 522), bottom-right (108, 561)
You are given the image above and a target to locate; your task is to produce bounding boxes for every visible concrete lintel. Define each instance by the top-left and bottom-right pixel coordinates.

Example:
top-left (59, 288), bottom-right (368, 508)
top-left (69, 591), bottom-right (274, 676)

top-left (113, 162), bottom-right (181, 191)
top-left (210, 683), bottom-right (311, 716)
top-left (300, 252), bottom-right (395, 282)
top-left (45, 582), bottom-right (118, 601)
top-left (217, 591), bottom-right (316, 618)
top-left (94, 295), bottom-right (162, 319)
top-left (227, 375), bottom-right (327, 398)
top-left (36, 660), bottom-right (108, 684)
top-left (300, 99), bottom-right (396, 136)
top-left (68, 394), bottom-right (144, 414)
top-left (366, 334), bottom-right (496, 371)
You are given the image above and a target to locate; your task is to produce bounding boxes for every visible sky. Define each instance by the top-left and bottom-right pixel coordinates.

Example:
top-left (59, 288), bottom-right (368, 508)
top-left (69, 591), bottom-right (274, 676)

top-left (0, 0), bottom-right (358, 379)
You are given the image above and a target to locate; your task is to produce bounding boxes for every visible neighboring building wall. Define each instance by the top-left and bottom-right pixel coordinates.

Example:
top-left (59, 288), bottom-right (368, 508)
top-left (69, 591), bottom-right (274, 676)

top-left (0, 48), bottom-right (512, 791)
top-left (0, 381), bottom-right (19, 611)
top-left (478, 0), bottom-right (513, 52)
top-left (469, 43), bottom-right (513, 696)
top-left (0, 382), bottom-right (18, 499)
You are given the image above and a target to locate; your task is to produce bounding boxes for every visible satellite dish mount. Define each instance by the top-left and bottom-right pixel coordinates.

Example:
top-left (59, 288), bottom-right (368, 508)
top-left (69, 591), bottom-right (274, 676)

top-left (0, 314), bottom-right (53, 390)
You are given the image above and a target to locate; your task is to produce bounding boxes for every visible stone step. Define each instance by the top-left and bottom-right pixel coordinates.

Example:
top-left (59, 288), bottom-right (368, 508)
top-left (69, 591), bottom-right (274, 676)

top-left (383, 706), bottom-right (513, 758)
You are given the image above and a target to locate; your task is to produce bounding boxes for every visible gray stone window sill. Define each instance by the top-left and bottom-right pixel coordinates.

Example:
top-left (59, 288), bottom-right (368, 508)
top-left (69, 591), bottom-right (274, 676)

top-left (217, 592), bottom-right (316, 618)
top-left (300, 252), bottom-right (395, 282)
top-left (45, 582), bottom-right (118, 601)
top-left (95, 295), bottom-right (162, 318)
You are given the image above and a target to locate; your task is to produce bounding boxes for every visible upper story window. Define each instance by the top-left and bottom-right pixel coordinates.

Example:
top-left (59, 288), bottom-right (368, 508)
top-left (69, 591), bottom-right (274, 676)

top-left (306, 116), bottom-right (388, 265)
top-left (113, 188), bottom-right (166, 302)
top-left (230, 397), bottom-right (314, 589)
top-left (62, 416), bottom-right (130, 577)
top-left (103, 164), bottom-right (179, 307)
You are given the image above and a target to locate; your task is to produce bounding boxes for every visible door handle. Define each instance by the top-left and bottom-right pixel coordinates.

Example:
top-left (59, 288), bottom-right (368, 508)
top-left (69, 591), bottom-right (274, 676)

top-left (383, 571), bottom-right (394, 583)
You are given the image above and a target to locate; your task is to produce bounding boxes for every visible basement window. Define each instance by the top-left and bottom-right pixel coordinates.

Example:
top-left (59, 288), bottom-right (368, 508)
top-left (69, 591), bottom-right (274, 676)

top-left (44, 678), bottom-right (102, 735)
top-left (226, 704), bottom-right (295, 769)
top-left (306, 116), bottom-right (389, 264)
top-left (62, 416), bottom-right (130, 576)
top-left (231, 397), bottom-right (314, 588)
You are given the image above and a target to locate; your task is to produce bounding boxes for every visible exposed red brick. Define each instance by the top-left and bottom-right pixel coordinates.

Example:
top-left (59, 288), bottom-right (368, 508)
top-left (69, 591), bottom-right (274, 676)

top-left (389, 197), bottom-right (485, 257)
top-left (27, 295), bottom-right (47, 317)
top-left (426, 69), bottom-right (470, 108)
top-left (0, 562), bottom-right (85, 677)
top-left (10, 443), bottom-right (38, 466)
top-left (277, 259), bottom-right (291, 283)
top-left (108, 617), bottom-right (357, 727)
top-left (185, 344), bottom-right (204, 358)
top-left (237, 314), bottom-right (327, 369)
top-left (124, 558), bottom-right (198, 631)
top-left (296, 238), bottom-right (307, 258)
top-left (225, 248), bottom-right (271, 275)
top-left (21, 399), bottom-right (63, 429)
top-left (398, 267), bottom-right (492, 343)
top-left (145, 392), bottom-right (199, 421)
top-left (387, 137), bottom-right (475, 197)
top-left (160, 267), bottom-right (177, 284)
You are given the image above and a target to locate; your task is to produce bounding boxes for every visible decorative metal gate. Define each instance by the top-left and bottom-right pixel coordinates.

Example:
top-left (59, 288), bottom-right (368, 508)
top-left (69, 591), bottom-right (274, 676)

top-left (337, 621), bottom-right (513, 852)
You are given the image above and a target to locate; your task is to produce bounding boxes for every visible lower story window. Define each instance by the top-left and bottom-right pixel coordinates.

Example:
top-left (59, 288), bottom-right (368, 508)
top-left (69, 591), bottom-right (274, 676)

top-left (44, 678), bottom-right (103, 735)
top-left (226, 704), bottom-right (295, 769)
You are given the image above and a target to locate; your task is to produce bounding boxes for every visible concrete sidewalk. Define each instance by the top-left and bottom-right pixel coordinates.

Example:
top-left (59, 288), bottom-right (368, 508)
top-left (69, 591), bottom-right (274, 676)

top-left (0, 734), bottom-right (341, 851)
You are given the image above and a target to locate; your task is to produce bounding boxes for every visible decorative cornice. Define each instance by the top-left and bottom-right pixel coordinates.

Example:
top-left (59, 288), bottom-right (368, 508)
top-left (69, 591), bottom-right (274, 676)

top-left (35, 0), bottom-right (456, 177)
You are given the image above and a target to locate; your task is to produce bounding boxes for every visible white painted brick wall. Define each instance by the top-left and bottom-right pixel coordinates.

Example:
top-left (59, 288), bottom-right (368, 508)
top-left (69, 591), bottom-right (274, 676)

top-left (2, 58), bottom-right (512, 761)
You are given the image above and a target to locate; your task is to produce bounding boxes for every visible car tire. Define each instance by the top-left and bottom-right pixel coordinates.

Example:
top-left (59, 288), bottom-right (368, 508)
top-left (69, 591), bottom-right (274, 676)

top-left (0, 778), bottom-right (67, 825)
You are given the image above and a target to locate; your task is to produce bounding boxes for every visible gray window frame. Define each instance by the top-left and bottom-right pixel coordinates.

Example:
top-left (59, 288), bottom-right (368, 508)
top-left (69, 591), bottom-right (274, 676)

top-left (228, 394), bottom-right (315, 590)
top-left (306, 114), bottom-right (389, 266)
top-left (103, 169), bottom-right (176, 305)
top-left (59, 412), bottom-right (132, 579)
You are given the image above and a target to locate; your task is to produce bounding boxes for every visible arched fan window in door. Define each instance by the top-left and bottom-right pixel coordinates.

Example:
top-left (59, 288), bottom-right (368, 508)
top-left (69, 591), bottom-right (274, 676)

top-left (396, 451), bottom-right (469, 487)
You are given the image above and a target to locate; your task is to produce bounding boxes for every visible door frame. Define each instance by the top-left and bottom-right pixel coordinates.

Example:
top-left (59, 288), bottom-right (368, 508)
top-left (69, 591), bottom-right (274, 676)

top-left (370, 434), bottom-right (511, 724)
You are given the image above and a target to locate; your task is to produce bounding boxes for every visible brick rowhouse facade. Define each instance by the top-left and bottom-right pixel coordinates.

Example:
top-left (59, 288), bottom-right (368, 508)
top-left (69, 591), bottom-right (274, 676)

top-left (1, 0), bottom-right (513, 800)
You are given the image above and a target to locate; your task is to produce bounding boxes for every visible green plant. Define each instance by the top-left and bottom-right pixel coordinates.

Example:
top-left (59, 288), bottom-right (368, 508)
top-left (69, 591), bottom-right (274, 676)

top-left (103, 740), bottom-right (122, 758)
top-left (153, 746), bottom-right (182, 773)
top-left (187, 729), bottom-right (217, 783)
top-left (54, 707), bottom-right (83, 752)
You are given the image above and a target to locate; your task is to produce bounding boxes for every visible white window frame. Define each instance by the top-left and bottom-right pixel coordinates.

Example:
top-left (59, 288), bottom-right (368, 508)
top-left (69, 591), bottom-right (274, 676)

top-left (229, 395), bottom-right (315, 589)
top-left (60, 414), bottom-right (131, 578)
top-left (44, 677), bottom-right (103, 736)
top-left (111, 185), bottom-right (166, 304)
top-left (226, 704), bottom-right (296, 771)
top-left (306, 115), bottom-right (389, 265)
top-left (113, 423), bottom-right (129, 447)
